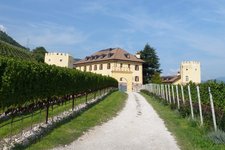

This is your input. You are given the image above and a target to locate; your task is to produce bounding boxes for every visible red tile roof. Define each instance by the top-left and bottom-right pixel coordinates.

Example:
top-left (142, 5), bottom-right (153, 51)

top-left (161, 75), bottom-right (181, 84)
top-left (74, 48), bottom-right (144, 65)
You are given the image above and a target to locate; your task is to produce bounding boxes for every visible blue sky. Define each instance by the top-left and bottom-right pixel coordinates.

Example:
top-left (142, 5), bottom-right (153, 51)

top-left (0, 0), bottom-right (225, 80)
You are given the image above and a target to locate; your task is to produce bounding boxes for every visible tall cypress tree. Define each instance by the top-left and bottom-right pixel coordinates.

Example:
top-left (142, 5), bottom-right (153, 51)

top-left (140, 43), bottom-right (162, 84)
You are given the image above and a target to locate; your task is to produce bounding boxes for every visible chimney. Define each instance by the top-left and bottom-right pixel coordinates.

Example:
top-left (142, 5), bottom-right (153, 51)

top-left (135, 51), bottom-right (141, 59)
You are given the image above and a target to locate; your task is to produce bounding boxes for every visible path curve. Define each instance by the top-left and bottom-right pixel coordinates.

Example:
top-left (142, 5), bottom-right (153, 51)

top-left (54, 92), bottom-right (180, 150)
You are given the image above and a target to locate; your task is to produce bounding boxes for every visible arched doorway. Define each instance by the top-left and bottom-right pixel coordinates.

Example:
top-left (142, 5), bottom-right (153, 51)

top-left (118, 77), bottom-right (127, 92)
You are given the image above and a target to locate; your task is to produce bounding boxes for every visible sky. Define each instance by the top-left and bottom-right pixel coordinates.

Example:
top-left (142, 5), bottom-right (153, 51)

top-left (0, 0), bottom-right (225, 81)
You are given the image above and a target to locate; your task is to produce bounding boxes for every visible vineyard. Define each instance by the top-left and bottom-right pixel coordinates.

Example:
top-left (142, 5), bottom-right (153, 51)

top-left (0, 40), bottom-right (34, 61)
top-left (0, 56), bottom-right (118, 147)
top-left (142, 81), bottom-right (225, 132)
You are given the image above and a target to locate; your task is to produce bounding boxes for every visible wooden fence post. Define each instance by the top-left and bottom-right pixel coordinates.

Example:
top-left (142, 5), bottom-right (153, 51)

top-left (168, 85), bottom-right (172, 104)
top-left (209, 87), bottom-right (217, 131)
top-left (159, 84), bottom-right (161, 97)
top-left (188, 85), bottom-right (194, 119)
top-left (158, 84), bottom-right (161, 97)
top-left (162, 84), bottom-right (165, 99)
top-left (176, 85), bottom-right (180, 109)
top-left (165, 84), bottom-right (168, 102)
top-left (46, 98), bottom-right (50, 124)
top-left (181, 85), bottom-right (185, 104)
top-left (196, 85), bottom-right (203, 126)
top-left (172, 85), bottom-right (175, 104)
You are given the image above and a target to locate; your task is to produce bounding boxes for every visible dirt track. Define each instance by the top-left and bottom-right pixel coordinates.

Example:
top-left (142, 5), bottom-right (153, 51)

top-left (54, 92), bottom-right (180, 150)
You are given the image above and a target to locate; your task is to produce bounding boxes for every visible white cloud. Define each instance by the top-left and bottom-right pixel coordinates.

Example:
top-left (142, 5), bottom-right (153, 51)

top-left (0, 24), bottom-right (7, 32)
top-left (15, 22), bottom-right (89, 50)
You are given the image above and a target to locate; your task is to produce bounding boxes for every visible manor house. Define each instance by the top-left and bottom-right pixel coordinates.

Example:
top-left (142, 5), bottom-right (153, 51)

top-left (74, 48), bottom-right (144, 92)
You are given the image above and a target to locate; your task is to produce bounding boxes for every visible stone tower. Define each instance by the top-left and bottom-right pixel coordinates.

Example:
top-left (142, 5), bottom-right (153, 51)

top-left (180, 61), bottom-right (201, 84)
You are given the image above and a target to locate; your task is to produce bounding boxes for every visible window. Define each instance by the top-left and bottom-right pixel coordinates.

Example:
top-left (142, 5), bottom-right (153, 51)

top-left (48, 59), bottom-right (51, 62)
top-left (120, 78), bottom-right (123, 81)
top-left (101, 54), bottom-right (106, 59)
top-left (89, 65), bottom-right (92, 71)
top-left (94, 65), bottom-right (97, 70)
top-left (107, 53), bottom-right (113, 58)
top-left (135, 76), bottom-right (139, 82)
top-left (185, 76), bottom-right (189, 82)
top-left (124, 53), bottom-right (130, 58)
top-left (128, 64), bottom-right (130, 69)
top-left (135, 65), bottom-right (139, 71)
top-left (107, 63), bottom-right (111, 69)
top-left (186, 68), bottom-right (188, 71)
top-left (60, 59), bottom-right (62, 62)
top-left (120, 63), bottom-right (123, 68)
top-left (99, 64), bottom-right (103, 70)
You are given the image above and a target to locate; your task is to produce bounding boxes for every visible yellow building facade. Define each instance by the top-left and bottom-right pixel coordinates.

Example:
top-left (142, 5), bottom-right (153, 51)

top-left (74, 48), bottom-right (144, 92)
top-left (180, 61), bottom-right (201, 84)
top-left (45, 52), bottom-right (74, 68)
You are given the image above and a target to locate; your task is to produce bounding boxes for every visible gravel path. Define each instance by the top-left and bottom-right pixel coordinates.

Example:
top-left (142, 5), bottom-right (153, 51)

top-left (54, 92), bottom-right (180, 150)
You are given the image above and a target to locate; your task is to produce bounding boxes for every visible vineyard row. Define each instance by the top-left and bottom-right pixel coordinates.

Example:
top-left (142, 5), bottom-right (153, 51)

top-left (0, 56), bottom-right (118, 112)
top-left (142, 81), bottom-right (225, 131)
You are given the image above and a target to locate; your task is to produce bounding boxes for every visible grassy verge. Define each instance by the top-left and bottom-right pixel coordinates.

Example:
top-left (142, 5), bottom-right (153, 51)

top-left (0, 91), bottom-right (101, 139)
top-left (141, 92), bottom-right (225, 150)
top-left (22, 91), bottom-right (127, 150)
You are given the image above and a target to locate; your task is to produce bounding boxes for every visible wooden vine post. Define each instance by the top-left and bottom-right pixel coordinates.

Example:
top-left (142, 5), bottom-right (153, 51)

top-left (165, 84), bottom-right (168, 102)
top-left (176, 85), bottom-right (180, 109)
top-left (46, 98), bottom-right (50, 124)
top-left (188, 85), bottom-right (194, 119)
top-left (181, 85), bottom-right (185, 104)
top-left (196, 85), bottom-right (203, 126)
top-left (209, 87), bottom-right (217, 131)
top-left (168, 85), bottom-right (172, 104)
top-left (171, 85), bottom-right (175, 104)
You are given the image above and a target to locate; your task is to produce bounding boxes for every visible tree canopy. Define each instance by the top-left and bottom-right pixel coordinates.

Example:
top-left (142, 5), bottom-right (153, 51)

top-left (32, 46), bottom-right (48, 63)
top-left (140, 43), bottom-right (162, 84)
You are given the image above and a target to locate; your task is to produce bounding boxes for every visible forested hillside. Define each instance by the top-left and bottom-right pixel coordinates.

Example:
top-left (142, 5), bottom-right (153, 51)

top-left (0, 30), bottom-right (27, 50)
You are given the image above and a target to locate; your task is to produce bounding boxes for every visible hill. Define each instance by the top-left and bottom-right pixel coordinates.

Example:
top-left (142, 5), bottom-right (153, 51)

top-left (0, 30), bottom-right (34, 61)
top-left (215, 77), bottom-right (225, 83)
top-left (0, 30), bottom-right (27, 50)
top-left (0, 40), bottom-right (34, 61)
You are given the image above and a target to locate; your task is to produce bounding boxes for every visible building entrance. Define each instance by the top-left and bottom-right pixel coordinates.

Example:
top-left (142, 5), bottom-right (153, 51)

top-left (118, 77), bottom-right (127, 92)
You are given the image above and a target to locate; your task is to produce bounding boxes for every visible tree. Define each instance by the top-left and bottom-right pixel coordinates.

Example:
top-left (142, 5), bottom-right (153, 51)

top-left (151, 72), bottom-right (162, 84)
top-left (32, 46), bottom-right (48, 63)
top-left (140, 43), bottom-right (162, 84)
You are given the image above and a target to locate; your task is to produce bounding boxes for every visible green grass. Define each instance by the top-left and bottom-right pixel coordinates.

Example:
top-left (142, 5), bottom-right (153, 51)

top-left (21, 91), bottom-right (127, 150)
top-left (0, 91), bottom-right (101, 139)
top-left (141, 92), bottom-right (225, 150)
